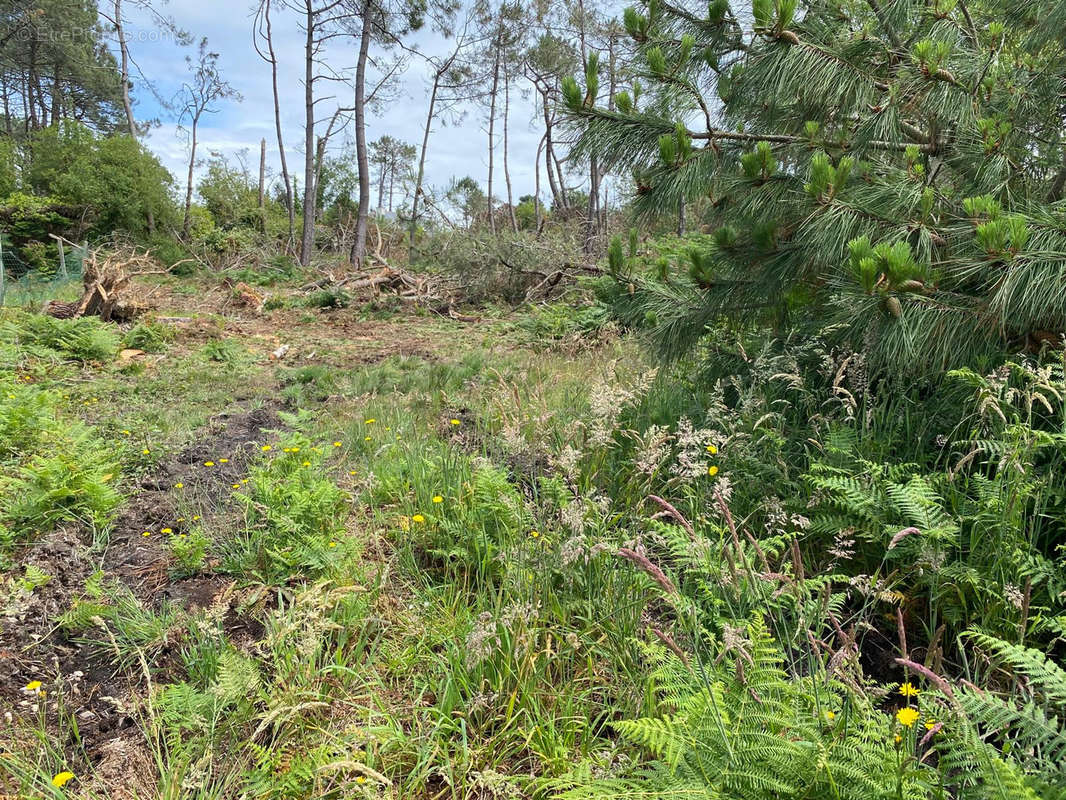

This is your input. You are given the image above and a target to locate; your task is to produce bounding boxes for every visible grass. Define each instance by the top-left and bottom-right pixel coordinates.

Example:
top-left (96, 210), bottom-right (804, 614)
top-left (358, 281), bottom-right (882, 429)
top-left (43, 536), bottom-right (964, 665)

top-left (0, 277), bottom-right (1063, 799)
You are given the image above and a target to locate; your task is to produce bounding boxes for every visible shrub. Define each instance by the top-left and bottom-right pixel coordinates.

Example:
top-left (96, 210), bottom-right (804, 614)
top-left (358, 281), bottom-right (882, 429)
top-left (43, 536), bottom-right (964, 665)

top-left (0, 312), bottom-right (119, 363)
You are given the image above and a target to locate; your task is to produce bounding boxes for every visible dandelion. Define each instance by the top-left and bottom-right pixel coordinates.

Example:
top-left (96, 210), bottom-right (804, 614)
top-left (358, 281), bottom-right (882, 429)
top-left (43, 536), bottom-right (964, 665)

top-left (706, 444), bottom-right (718, 454)
top-left (261, 445), bottom-right (272, 451)
top-left (708, 465), bottom-right (719, 477)
top-left (24, 680), bottom-right (42, 692)
top-left (193, 515), bottom-right (201, 521)
top-left (529, 530), bottom-right (540, 539)
top-left (412, 514), bottom-right (425, 523)
top-left (204, 461), bottom-right (215, 467)
top-left (356, 776), bottom-right (366, 785)
top-left (364, 436), bottom-right (371, 441)
top-left (121, 430), bottom-right (131, 436)
top-left (51, 772), bottom-right (75, 788)
top-left (174, 482), bottom-right (184, 489)
top-left (302, 460), bottom-right (311, 467)
top-left (142, 448), bottom-right (151, 455)
top-left (432, 495), bottom-right (443, 504)
top-left (333, 441), bottom-right (342, 447)
top-left (450, 419), bottom-right (461, 426)
top-left (349, 470), bottom-right (357, 475)
top-left (898, 682), bottom-right (920, 697)
top-left (894, 734), bottom-right (902, 744)
top-left (365, 418), bottom-right (376, 424)
top-left (219, 458), bottom-right (229, 464)
top-left (896, 707), bottom-right (920, 727)
top-left (290, 447), bottom-right (300, 453)
top-left (142, 531), bottom-right (151, 537)
top-left (824, 710), bottom-right (836, 721)
top-left (924, 718), bottom-right (937, 731)
top-left (232, 483), bottom-right (240, 488)
top-left (161, 528), bottom-right (172, 534)
top-left (328, 541), bottom-right (337, 548)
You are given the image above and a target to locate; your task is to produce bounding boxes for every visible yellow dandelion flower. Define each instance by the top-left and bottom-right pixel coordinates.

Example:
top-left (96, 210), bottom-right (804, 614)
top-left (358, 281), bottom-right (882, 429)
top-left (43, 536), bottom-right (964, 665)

top-left (824, 710), bottom-right (836, 721)
top-left (924, 718), bottom-right (937, 731)
top-left (708, 465), bottom-right (719, 477)
top-left (232, 483), bottom-right (241, 488)
top-left (706, 444), bottom-right (718, 454)
top-left (291, 447), bottom-right (300, 453)
top-left (365, 418), bottom-right (376, 424)
top-left (24, 680), bottom-right (42, 692)
top-left (219, 458), bottom-right (229, 464)
top-left (142, 448), bottom-right (151, 455)
top-left (529, 530), bottom-right (540, 538)
top-left (349, 470), bottom-right (357, 475)
top-left (412, 514), bottom-right (425, 523)
top-left (432, 495), bottom-right (443, 504)
top-left (142, 531), bottom-right (151, 537)
top-left (364, 435), bottom-right (371, 441)
top-left (161, 528), bottom-right (172, 534)
top-left (328, 541), bottom-right (337, 548)
top-left (193, 515), bottom-right (201, 521)
top-left (174, 482), bottom-right (184, 489)
top-left (333, 441), bottom-right (342, 447)
top-left (894, 734), bottom-right (902, 744)
top-left (302, 460), bottom-right (311, 467)
top-left (261, 445), bottom-right (272, 451)
top-left (177, 517), bottom-right (185, 523)
top-left (51, 772), bottom-right (75, 788)
top-left (204, 461), bottom-right (215, 467)
top-left (121, 430), bottom-right (131, 436)
top-left (896, 707), bottom-right (920, 727)
top-left (898, 682), bottom-right (920, 697)
top-left (356, 776), bottom-right (366, 785)
top-left (450, 419), bottom-right (461, 426)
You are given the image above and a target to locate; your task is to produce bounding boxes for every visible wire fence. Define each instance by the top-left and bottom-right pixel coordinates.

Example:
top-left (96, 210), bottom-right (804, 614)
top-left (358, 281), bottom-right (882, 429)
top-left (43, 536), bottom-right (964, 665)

top-left (0, 235), bottom-right (88, 309)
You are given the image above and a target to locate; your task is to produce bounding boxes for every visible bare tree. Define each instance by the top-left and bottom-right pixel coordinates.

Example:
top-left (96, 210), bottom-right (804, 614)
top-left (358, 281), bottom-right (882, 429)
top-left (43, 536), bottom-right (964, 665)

top-left (253, 0), bottom-right (296, 248)
top-left (178, 39), bottom-right (239, 237)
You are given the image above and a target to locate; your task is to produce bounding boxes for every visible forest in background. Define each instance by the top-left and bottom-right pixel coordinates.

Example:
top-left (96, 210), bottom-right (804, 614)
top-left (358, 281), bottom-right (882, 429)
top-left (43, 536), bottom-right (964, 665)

top-left (2, 0), bottom-right (1066, 798)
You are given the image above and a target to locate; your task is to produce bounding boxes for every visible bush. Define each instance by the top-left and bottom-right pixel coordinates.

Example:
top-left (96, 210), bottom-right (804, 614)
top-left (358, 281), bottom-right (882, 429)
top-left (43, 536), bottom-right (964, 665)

top-left (0, 312), bottom-right (119, 362)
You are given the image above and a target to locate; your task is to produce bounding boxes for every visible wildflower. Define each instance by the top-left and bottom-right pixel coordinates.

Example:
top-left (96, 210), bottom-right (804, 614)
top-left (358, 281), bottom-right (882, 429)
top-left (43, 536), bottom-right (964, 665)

top-left (121, 430), bottom-right (131, 436)
top-left (291, 447), bottom-right (300, 453)
top-left (450, 419), bottom-right (461, 426)
top-left (283, 447), bottom-right (294, 453)
top-left (529, 530), bottom-right (540, 539)
top-left (51, 772), bottom-right (75, 789)
top-left (708, 465), bottom-right (719, 477)
top-left (161, 528), bottom-right (172, 535)
top-left (142, 448), bottom-right (151, 455)
top-left (328, 541), bottom-right (337, 548)
top-left (364, 436), bottom-right (371, 441)
top-left (24, 680), bottom-right (42, 692)
top-left (349, 470), bottom-right (357, 475)
top-left (177, 517), bottom-right (185, 523)
top-left (356, 776), bottom-right (366, 785)
top-left (204, 461), bottom-right (215, 467)
top-left (412, 514), bottom-right (425, 523)
top-left (232, 483), bottom-right (240, 488)
top-left (174, 482), bottom-right (184, 489)
top-left (898, 682), bottom-right (920, 697)
top-left (333, 441), bottom-right (342, 447)
top-left (432, 495), bottom-right (443, 504)
top-left (824, 710), bottom-right (836, 721)
top-left (365, 418), bottom-right (376, 424)
top-left (193, 515), bottom-right (201, 521)
top-left (706, 444), bottom-right (718, 455)
top-left (924, 718), bottom-right (937, 731)
top-left (219, 458), bottom-right (229, 464)
top-left (896, 707), bottom-right (920, 727)
top-left (142, 531), bottom-right (151, 537)
top-left (302, 460), bottom-right (311, 467)
top-left (261, 445), bottom-right (272, 452)
top-left (894, 734), bottom-right (902, 744)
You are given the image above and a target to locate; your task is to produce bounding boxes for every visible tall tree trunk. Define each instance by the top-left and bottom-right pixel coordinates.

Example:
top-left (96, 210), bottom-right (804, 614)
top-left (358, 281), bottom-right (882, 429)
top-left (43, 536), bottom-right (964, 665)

top-left (677, 199), bottom-right (686, 236)
top-left (533, 131), bottom-right (545, 233)
top-left (263, 0), bottom-right (295, 249)
top-left (1, 72), bottom-right (11, 135)
top-left (584, 155), bottom-right (599, 254)
top-left (258, 137), bottom-right (267, 230)
top-left (299, 1), bottom-right (317, 266)
top-left (50, 73), bottom-right (61, 127)
top-left (486, 43), bottom-right (500, 235)
top-left (388, 154), bottom-right (395, 212)
top-left (115, 0), bottom-right (136, 137)
top-left (502, 65), bottom-right (518, 233)
top-left (377, 163), bottom-right (385, 211)
top-left (349, 0), bottom-right (373, 267)
top-left (182, 115), bottom-right (200, 236)
top-left (409, 69), bottom-right (440, 251)
top-left (540, 89), bottom-right (563, 210)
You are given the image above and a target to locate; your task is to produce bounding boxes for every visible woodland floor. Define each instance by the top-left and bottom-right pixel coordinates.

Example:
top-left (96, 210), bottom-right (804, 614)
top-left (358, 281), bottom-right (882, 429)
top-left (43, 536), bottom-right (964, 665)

top-left (0, 274), bottom-right (632, 799)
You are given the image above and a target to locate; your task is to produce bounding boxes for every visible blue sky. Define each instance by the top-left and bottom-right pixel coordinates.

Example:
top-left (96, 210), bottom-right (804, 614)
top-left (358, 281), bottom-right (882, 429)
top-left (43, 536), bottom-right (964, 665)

top-left (120, 1), bottom-right (553, 205)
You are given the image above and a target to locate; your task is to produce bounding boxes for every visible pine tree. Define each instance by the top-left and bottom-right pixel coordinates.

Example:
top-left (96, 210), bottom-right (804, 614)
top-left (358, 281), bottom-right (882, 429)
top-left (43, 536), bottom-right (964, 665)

top-left (563, 0), bottom-right (1066, 377)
